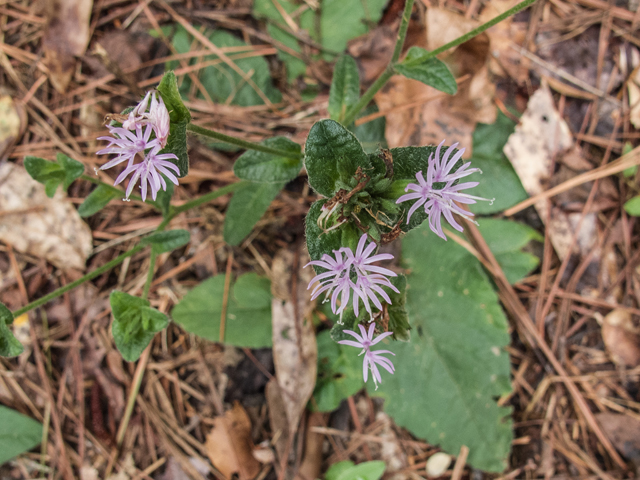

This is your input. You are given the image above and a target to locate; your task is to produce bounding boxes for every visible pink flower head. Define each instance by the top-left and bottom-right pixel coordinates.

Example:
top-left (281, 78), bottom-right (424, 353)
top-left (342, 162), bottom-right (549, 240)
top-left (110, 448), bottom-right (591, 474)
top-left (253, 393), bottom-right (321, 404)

top-left (338, 323), bottom-right (395, 389)
top-left (114, 146), bottom-right (179, 201)
top-left (98, 90), bottom-right (179, 201)
top-left (396, 139), bottom-right (493, 240)
top-left (305, 234), bottom-right (398, 321)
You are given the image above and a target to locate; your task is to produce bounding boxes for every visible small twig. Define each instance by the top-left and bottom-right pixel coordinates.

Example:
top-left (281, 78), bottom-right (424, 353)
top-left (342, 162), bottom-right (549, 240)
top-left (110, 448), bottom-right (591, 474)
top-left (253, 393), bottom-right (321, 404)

top-left (220, 250), bottom-right (234, 343)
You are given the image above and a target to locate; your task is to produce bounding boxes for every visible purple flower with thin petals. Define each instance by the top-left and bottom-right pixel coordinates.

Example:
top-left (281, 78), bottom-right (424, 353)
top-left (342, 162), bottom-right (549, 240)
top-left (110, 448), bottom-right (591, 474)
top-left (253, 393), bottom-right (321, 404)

top-left (97, 123), bottom-right (159, 171)
top-left (305, 234), bottom-right (398, 321)
top-left (338, 323), bottom-right (395, 389)
top-left (114, 146), bottom-right (179, 201)
top-left (395, 139), bottom-right (493, 240)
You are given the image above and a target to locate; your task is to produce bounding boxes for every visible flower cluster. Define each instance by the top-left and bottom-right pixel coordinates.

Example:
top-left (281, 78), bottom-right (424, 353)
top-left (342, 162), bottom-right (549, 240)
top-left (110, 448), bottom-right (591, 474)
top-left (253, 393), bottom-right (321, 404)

top-left (97, 91), bottom-right (179, 201)
top-left (396, 140), bottom-right (493, 240)
top-left (306, 233), bottom-right (399, 321)
top-left (339, 323), bottom-right (395, 389)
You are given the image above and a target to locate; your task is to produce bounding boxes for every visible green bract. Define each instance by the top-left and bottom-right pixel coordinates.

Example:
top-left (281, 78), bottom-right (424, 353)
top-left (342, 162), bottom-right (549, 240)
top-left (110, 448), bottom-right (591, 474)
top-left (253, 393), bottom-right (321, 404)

top-left (157, 71), bottom-right (191, 177)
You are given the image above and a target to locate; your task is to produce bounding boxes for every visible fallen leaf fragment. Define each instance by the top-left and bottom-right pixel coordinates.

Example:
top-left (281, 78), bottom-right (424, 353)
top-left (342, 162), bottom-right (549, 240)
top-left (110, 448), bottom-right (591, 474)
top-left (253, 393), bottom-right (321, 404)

top-left (426, 452), bottom-right (451, 478)
top-left (271, 247), bottom-right (317, 436)
top-left (0, 95), bottom-right (26, 160)
top-left (503, 85), bottom-right (597, 260)
top-left (42, 0), bottom-right (93, 92)
top-left (0, 163), bottom-right (92, 270)
top-left (595, 412), bottom-right (640, 466)
top-left (601, 309), bottom-right (640, 367)
top-left (265, 379), bottom-right (289, 460)
top-left (293, 412), bottom-right (325, 480)
top-left (205, 402), bottom-right (261, 480)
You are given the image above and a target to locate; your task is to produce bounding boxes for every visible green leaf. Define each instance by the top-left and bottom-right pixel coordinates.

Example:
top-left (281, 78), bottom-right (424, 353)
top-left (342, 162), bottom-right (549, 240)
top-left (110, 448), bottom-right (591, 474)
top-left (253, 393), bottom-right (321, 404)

top-left (328, 55), bottom-right (360, 123)
top-left (312, 330), bottom-right (364, 412)
top-left (373, 223), bottom-right (513, 472)
top-left (467, 110), bottom-right (528, 215)
top-left (395, 48), bottom-right (457, 95)
top-left (157, 71), bottom-right (191, 177)
top-left (478, 219), bottom-right (541, 284)
top-left (0, 303), bottom-right (23, 358)
top-left (142, 229), bottom-right (190, 253)
top-left (0, 406), bottom-right (43, 464)
top-left (223, 181), bottom-right (285, 246)
top-left (78, 184), bottom-right (120, 217)
top-left (171, 273), bottom-right (272, 347)
top-left (326, 460), bottom-right (386, 480)
top-left (352, 104), bottom-right (387, 154)
top-left (110, 292), bottom-right (168, 362)
top-left (304, 119), bottom-right (371, 198)
top-left (233, 137), bottom-right (302, 183)
top-left (624, 196), bottom-right (640, 216)
top-left (24, 153), bottom-right (84, 198)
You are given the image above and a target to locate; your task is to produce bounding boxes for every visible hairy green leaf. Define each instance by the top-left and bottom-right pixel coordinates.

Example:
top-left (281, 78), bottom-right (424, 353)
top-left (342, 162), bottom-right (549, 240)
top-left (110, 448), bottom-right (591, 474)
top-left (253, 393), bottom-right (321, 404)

top-left (78, 184), bottom-right (120, 217)
top-left (395, 48), bottom-right (457, 95)
top-left (171, 273), bottom-right (272, 347)
top-left (110, 292), bottom-right (168, 362)
top-left (0, 303), bottom-right (22, 358)
top-left (24, 153), bottom-right (84, 198)
top-left (142, 229), bottom-right (190, 253)
top-left (326, 461), bottom-right (386, 480)
top-left (328, 55), bottom-right (360, 123)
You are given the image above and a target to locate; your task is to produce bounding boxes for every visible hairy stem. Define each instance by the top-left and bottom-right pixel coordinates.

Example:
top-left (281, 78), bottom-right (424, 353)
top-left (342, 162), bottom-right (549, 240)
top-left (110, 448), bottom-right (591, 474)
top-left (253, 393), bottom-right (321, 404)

top-left (12, 245), bottom-right (145, 318)
top-left (342, 0), bottom-right (536, 126)
top-left (187, 124), bottom-right (302, 159)
top-left (391, 0), bottom-right (416, 64)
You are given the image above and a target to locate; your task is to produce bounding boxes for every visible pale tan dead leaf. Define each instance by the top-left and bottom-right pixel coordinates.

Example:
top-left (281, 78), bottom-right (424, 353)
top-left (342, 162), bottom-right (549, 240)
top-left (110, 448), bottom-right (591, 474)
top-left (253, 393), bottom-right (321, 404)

top-left (0, 95), bottom-right (26, 160)
top-left (205, 402), bottom-right (261, 480)
top-left (375, 411), bottom-right (406, 472)
top-left (271, 247), bottom-right (317, 436)
top-left (293, 412), bottom-right (325, 480)
top-left (628, 69), bottom-right (640, 129)
top-left (373, 9), bottom-right (495, 152)
top-left (503, 85), bottom-right (597, 260)
top-left (0, 163), bottom-right (92, 270)
top-left (425, 452), bottom-right (451, 478)
top-left (79, 465), bottom-right (99, 480)
top-left (478, 0), bottom-right (528, 83)
top-left (601, 309), bottom-right (640, 368)
top-left (595, 412), bottom-right (640, 466)
top-left (265, 379), bottom-right (289, 460)
top-left (42, 0), bottom-right (93, 92)
top-left (347, 25), bottom-right (396, 85)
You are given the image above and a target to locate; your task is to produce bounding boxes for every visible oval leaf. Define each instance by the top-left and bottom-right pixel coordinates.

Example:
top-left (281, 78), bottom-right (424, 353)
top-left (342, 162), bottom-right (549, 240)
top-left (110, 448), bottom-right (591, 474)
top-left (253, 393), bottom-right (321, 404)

top-left (171, 273), bottom-right (272, 348)
top-left (142, 229), bottom-right (190, 253)
top-left (0, 303), bottom-right (23, 358)
top-left (0, 406), bottom-right (43, 464)
top-left (78, 184), bottom-right (120, 217)
top-left (24, 153), bottom-right (84, 198)
top-left (395, 47), bottom-right (457, 95)
top-left (233, 137), bottom-right (302, 183)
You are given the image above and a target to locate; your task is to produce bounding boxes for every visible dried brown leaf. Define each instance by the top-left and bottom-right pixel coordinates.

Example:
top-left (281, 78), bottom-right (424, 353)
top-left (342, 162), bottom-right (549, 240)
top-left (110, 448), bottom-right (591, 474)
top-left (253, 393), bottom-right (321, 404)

top-left (601, 309), bottom-right (640, 368)
top-left (205, 402), bottom-right (261, 480)
top-left (0, 95), bottom-right (26, 160)
top-left (595, 412), bottom-right (640, 466)
top-left (271, 247), bottom-right (317, 436)
top-left (293, 412), bottom-right (325, 480)
top-left (0, 163), bottom-right (92, 270)
top-left (42, 0), bottom-right (93, 92)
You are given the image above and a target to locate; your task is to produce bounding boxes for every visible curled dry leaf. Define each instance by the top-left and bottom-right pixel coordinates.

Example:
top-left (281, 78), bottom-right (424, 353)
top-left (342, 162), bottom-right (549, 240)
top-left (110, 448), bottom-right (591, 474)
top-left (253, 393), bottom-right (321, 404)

top-left (503, 85), bottom-right (597, 261)
top-left (271, 247), bottom-right (317, 436)
top-left (373, 8), bottom-right (495, 152)
top-left (42, 0), bottom-right (93, 92)
top-left (0, 94), bottom-right (27, 160)
top-left (601, 309), bottom-right (640, 368)
top-left (265, 379), bottom-right (289, 460)
top-left (426, 452), bottom-right (451, 478)
top-left (205, 402), bottom-right (261, 480)
top-left (0, 163), bottom-right (92, 270)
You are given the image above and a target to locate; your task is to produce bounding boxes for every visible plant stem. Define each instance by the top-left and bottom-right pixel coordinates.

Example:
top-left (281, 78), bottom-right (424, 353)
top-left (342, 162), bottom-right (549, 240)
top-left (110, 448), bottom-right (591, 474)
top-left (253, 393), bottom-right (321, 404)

top-left (391, 0), bottom-right (415, 64)
top-left (342, 0), bottom-right (536, 126)
top-left (12, 245), bottom-right (145, 318)
top-left (186, 123), bottom-right (302, 159)
top-left (169, 181), bottom-right (246, 217)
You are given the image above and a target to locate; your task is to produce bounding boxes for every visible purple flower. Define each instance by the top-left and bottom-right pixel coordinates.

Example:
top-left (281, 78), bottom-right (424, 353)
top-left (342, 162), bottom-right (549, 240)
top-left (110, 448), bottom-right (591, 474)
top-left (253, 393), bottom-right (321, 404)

top-left (114, 146), bottom-right (179, 201)
top-left (338, 323), bottom-right (395, 389)
top-left (305, 234), bottom-right (398, 321)
top-left (98, 90), bottom-right (178, 201)
top-left (396, 139), bottom-right (493, 240)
